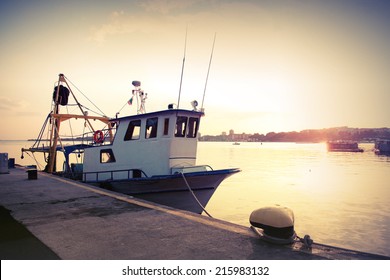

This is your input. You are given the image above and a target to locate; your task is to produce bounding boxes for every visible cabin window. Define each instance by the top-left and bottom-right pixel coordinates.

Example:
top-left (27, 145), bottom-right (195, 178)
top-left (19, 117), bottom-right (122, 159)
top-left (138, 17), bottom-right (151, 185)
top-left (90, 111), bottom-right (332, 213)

top-left (100, 149), bottom-right (116, 163)
top-left (124, 120), bottom-right (141, 141)
top-left (145, 117), bottom-right (158, 139)
top-left (187, 117), bottom-right (199, 138)
top-left (175, 116), bottom-right (187, 137)
top-left (163, 118), bottom-right (170, 136)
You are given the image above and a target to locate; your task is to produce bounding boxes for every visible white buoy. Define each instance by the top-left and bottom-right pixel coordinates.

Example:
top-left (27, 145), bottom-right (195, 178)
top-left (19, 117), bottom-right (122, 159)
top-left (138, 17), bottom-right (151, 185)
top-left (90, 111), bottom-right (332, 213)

top-left (250, 205), bottom-right (296, 244)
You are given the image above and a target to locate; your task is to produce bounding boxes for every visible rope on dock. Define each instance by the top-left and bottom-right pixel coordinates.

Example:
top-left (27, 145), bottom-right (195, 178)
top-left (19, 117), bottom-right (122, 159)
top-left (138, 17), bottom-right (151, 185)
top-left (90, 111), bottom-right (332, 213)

top-left (250, 225), bottom-right (314, 249)
top-left (180, 172), bottom-right (213, 218)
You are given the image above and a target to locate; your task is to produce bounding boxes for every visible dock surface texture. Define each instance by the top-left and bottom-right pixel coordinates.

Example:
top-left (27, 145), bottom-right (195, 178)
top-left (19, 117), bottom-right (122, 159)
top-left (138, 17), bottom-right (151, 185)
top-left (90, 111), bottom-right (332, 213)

top-left (1, 167), bottom-right (388, 260)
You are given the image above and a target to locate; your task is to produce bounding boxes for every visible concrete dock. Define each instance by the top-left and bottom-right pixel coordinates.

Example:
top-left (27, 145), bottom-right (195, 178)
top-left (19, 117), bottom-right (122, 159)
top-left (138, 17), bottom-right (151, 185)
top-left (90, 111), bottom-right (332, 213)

top-left (1, 167), bottom-right (388, 260)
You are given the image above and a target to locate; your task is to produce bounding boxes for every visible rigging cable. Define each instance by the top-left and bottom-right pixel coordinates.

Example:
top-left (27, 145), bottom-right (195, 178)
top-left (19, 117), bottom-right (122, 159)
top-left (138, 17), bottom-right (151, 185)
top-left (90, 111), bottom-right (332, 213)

top-left (32, 114), bottom-right (50, 148)
top-left (66, 105), bottom-right (76, 146)
top-left (64, 75), bottom-right (107, 117)
top-left (116, 100), bottom-right (130, 117)
top-left (24, 151), bottom-right (44, 171)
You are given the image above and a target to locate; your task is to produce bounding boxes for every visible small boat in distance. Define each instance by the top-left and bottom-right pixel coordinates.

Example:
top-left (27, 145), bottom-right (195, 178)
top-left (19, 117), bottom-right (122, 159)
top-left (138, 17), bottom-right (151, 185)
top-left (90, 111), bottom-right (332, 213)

top-left (21, 74), bottom-right (240, 214)
top-left (326, 140), bottom-right (363, 152)
top-left (374, 139), bottom-right (390, 155)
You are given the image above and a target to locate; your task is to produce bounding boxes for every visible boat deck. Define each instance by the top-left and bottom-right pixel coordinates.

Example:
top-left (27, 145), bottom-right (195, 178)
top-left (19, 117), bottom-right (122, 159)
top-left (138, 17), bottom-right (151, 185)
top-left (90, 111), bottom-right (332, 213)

top-left (1, 167), bottom-right (388, 260)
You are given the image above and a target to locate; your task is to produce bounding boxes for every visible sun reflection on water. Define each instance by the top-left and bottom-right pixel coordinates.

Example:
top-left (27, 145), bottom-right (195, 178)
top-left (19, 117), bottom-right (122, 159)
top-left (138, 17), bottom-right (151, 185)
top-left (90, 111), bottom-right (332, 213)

top-left (198, 141), bottom-right (390, 257)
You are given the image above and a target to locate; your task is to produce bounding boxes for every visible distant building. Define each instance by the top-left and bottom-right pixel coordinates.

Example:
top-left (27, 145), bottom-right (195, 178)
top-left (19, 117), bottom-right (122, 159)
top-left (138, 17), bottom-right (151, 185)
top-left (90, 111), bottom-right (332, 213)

top-left (227, 129), bottom-right (250, 141)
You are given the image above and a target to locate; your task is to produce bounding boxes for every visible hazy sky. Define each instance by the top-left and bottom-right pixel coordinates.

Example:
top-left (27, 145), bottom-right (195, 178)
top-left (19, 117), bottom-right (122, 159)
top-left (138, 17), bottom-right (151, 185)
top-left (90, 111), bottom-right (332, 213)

top-left (1, 0), bottom-right (390, 139)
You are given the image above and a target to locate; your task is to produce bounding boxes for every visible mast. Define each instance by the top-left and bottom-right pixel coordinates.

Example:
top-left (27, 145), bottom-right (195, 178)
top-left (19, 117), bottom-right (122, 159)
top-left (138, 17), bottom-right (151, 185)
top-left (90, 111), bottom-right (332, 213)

top-left (47, 74), bottom-right (64, 173)
top-left (45, 73), bottom-right (113, 173)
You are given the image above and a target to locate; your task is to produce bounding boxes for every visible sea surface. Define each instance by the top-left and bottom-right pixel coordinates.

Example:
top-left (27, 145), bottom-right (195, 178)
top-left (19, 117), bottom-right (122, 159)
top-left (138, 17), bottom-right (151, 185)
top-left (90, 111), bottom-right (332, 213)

top-left (1, 140), bottom-right (390, 257)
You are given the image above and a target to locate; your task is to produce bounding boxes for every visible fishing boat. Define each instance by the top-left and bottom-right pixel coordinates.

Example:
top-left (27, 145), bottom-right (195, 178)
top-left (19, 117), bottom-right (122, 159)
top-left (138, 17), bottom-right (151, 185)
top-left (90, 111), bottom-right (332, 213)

top-left (21, 74), bottom-right (240, 214)
top-left (374, 139), bottom-right (390, 155)
top-left (326, 140), bottom-right (363, 152)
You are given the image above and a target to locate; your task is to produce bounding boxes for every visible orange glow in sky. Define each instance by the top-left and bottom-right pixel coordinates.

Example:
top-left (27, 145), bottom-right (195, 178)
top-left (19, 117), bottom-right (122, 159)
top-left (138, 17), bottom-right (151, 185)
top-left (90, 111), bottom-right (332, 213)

top-left (1, 0), bottom-right (390, 139)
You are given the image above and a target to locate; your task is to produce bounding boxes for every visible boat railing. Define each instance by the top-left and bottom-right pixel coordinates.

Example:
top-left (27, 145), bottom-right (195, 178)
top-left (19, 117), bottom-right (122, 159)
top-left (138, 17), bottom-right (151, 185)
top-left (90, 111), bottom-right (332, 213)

top-left (83, 168), bottom-right (148, 182)
top-left (83, 165), bottom-right (215, 182)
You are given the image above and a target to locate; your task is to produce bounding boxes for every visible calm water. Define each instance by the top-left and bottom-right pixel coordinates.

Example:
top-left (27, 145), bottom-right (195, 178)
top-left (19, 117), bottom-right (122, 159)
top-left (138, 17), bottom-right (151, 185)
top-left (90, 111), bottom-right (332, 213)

top-left (1, 140), bottom-right (390, 256)
top-left (197, 142), bottom-right (390, 257)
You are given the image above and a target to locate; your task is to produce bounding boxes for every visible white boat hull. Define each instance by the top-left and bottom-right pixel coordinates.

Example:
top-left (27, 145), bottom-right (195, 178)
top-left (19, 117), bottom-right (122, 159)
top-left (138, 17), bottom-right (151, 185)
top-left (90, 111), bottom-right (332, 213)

top-left (90, 168), bottom-right (240, 213)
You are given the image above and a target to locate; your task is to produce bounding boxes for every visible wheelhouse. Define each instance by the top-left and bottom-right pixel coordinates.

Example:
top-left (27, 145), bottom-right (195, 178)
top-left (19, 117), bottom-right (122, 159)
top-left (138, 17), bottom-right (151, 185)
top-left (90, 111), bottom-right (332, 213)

top-left (82, 109), bottom-right (204, 182)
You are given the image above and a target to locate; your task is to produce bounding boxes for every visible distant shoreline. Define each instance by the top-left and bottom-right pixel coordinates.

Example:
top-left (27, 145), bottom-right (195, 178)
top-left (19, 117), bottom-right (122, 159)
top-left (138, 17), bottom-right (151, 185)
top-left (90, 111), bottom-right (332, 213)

top-left (199, 126), bottom-right (390, 143)
top-left (1, 126), bottom-right (390, 143)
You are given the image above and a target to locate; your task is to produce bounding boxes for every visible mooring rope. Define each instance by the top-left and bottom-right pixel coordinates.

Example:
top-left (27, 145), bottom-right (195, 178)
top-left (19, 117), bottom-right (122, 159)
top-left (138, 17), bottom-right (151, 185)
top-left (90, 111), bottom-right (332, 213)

top-left (180, 172), bottom-right (213, 218)
top-left (250, 225), bottom-right (313, 249)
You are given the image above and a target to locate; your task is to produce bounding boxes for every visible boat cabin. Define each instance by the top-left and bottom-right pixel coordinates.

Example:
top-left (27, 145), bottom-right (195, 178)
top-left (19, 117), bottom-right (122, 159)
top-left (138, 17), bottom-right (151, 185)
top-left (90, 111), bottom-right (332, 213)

top-left (83, 109), bottom-right (204, 182)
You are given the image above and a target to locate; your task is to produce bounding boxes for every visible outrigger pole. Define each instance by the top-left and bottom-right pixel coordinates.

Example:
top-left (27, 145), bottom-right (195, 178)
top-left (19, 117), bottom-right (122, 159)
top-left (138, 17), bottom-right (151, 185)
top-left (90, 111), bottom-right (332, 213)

top-left (46, 75), bottom-right (62, 173)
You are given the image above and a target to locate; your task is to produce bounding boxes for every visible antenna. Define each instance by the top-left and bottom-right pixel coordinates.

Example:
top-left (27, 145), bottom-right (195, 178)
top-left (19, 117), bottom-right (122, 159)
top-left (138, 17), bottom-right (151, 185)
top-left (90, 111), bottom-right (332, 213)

top-left (177, 26), bottom-right (188, 109)
top-left (201, 32), bottom-right (216, 111)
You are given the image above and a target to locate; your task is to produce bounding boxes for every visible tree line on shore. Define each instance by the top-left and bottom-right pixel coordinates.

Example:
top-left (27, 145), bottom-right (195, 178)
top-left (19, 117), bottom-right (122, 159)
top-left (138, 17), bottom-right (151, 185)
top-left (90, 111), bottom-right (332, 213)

top-left (199, 127), bottom-right (390, 142)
